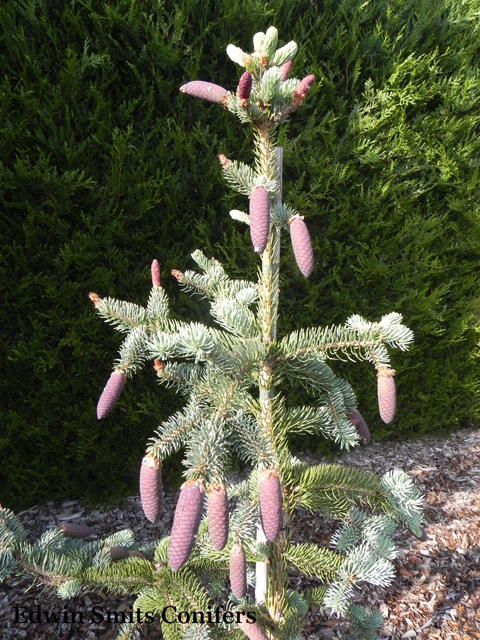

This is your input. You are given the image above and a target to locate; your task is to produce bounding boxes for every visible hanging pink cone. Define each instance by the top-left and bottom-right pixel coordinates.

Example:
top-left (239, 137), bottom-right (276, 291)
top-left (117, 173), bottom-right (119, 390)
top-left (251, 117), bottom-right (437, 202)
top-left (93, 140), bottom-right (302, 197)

top-left (238, 619), bottom-right (269, 640)
top-left (180, 81), bottom-right (229, 104)
top-left (238, 71), bottom-right (252, 105)
top-left (280, 60), bottom-right (292, 82)
top-left (249, 186), bottom-right (270, 253)
top-left (347, 410), bottom-right (371, 445)
top-left (377, 368), bottom-right (396, 424)
top-left (259, 468), bottom-right (282, 542)
top-left (60, 523), bottom-right (94, 538)
top-left (169, 479), bottom-right (205, 571)
top-left (207, 484), bottom-right (229, 551)
top-left (229, 542), bottom-right (246, 598)
top-left (151, 259), bottom-right (161, 287)
top-left (139, 455), bottom-right (163, 523)
top-left (96, 370), bottom-right (126, 419)
top-left (289, 217), bottom-right (314, 277)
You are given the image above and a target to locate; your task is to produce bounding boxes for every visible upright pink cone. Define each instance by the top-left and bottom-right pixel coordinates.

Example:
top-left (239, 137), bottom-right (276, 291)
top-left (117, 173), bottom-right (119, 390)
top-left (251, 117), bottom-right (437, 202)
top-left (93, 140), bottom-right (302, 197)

top-left (238, 71), bottom-right (252, 105)
top-left (238, 619), bottom-right (269, 640)
top-left (169, 479), bottom-right (205, 571)
top-left (289, 217), bottom-right (313, 277)
top-left (96, 370), bottom-right (126, 419)
top-left (249, 186), bottom-right (270, 253)
top-left (151, 259), bottom-right (161, 287)
top-left (229, 542), bottom-right (246, 598)
top-left (292, 74), bottom-right (315, 104)
top-left (140, 455), bottom-right (163, 523)
top-left (180, 81), bottom-right (229, 104)
top-left (280, 60), bottom-right (292, 82)
top-left (207, 484), bottom-right (229, 551)
top-left (347, 410), bottom-right (371, 445)
top-left (377, 368), bottom-right (396, 424)
top-left (259, 468), bottom-right (282, 542)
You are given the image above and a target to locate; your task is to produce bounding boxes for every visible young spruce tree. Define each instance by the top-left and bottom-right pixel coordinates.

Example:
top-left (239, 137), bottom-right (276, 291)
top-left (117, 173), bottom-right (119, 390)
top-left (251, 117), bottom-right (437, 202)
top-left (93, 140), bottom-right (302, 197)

top-left (0, 27), bottom-right (425, 640)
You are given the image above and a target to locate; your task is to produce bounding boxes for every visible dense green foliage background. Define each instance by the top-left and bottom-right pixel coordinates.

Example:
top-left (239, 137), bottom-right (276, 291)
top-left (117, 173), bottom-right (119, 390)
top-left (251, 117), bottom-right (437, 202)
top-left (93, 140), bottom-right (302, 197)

top-left (1, 0), bottom-right (479, 510)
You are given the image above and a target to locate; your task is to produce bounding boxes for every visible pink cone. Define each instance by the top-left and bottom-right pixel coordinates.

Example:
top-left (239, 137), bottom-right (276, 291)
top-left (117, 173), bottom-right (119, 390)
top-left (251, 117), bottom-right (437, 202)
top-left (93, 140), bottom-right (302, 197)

top-left (139, 455), bottom-right (163, 523)
top-left (96, 370), bottom-right (126, 419)
top-left (151, 259), bottom-right (161, 287)
top-left (180, 81), bottom-right (229, 104)
top-left (249, 186), bottom-right (270, 253)
top-left (259, 468), bottom-right (282, 542)
top-left (377, 368), bottom-right (396, 423)
top-left (169, 479), bottom-right (205, 571)
top-left (289, 217), bottom-right (314, 277)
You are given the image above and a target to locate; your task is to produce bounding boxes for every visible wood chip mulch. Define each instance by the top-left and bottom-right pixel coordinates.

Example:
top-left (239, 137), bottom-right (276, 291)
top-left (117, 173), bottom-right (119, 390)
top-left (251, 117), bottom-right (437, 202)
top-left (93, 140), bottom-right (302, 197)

top-left (1, 427), bottom-right (479, 640)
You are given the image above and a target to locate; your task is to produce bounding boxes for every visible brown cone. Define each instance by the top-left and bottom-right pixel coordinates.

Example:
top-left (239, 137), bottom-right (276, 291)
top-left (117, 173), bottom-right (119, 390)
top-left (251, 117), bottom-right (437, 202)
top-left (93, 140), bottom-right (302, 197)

top-left (60, 523), bottom-right (94, 538)
top-left (249, 186), bottom-right (270, 253)
top-left (289, 217), bottom-right (313, 277)
top-left (377, 368), bottom-right (396, 424)
top-left (96, 370), bottom-right (126, 419)
top-left (151, 259), bottom-right (161, 287)
top-left (259, 469), bottom-right (282, 542)
top-left (140, 455), bottom-right (163, 523)
top-left (110, 546), bottom-right (147, 560)
top-left (229, 542), bottom-right (246, 598)
top-left (207, 484), bottom-right (229, 551)
top-left (180, 81), bottom-right (229, 104)
top-left (169, 479), bottom-right (205, 571)
top-left (238, 619), bottom-right (269, 640)
top-left (347, 410), bottom-right (371, 445)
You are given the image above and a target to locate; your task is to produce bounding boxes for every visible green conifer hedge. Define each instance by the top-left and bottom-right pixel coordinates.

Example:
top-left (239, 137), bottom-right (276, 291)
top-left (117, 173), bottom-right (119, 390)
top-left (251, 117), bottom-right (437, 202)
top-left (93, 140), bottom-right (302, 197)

top-left (1, 0), bottom-right (479, 509)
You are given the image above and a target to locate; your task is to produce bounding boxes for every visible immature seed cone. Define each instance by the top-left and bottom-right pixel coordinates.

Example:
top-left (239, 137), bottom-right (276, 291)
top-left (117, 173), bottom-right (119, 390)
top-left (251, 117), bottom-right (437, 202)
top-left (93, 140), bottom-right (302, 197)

top-left (347, 410), bottom-right (371, 445)
top-left (238, 620), bottom-right (269, 640)
top-left (96, 370), bottom-right (126, 420)
top-left (280, 60), bottom-right (292, 82)
top-left (413, 527), bottom-right (427, 542)
top-left (292, 74), bottom-right (315, 104)
top-left (259, 468), bottom-right (282, 542)
top-left (60, 523), bottom-right (94, 538)
top-left (229, 542), bottom-right (246, 598)
top-left (377, 368), bottom-right (396, 424)
top-left (238, 71), bottom-right (252, 105)
top-left (139, 455), bottom-right (163, 523)
top-left (289, 217), bottom-right (314, 277)
top-left (169, 479), bottom-right (205, 571)
top-left (249, 186), bottom-right (270, 253)
top-left (151, 259), bottom-right (161, 287)
top-left (207, 484), bottom-right (229, 551)
top-left (180, 80), bottom-right (229, 104)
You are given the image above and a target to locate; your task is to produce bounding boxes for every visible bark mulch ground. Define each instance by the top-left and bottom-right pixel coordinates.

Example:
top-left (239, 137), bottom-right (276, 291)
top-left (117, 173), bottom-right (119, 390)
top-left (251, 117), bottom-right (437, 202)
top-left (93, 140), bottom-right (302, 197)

top-left (1, 427), bottom-right (479, 639)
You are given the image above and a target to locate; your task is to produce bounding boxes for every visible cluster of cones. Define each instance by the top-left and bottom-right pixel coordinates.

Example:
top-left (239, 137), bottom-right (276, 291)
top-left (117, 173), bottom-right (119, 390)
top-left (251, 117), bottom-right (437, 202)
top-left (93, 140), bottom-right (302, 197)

top-left (139, 461), bottom-right (283, 579)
